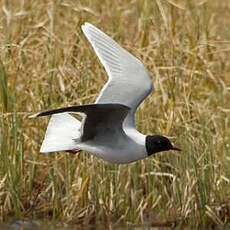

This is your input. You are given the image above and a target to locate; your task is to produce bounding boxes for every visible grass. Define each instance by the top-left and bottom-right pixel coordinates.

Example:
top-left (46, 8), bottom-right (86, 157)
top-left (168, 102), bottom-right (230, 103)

top-left (0, 0), bottom-right (230, 228)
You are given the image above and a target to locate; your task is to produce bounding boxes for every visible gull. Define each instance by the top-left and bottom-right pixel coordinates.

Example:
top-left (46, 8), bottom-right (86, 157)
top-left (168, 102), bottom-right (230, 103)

top-left (30, 22), bottom-right (181, 164)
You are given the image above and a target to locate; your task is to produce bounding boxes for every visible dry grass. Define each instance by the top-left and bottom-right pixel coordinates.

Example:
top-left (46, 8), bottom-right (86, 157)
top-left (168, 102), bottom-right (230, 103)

top-left (1, 0), bottom-right (230, 228)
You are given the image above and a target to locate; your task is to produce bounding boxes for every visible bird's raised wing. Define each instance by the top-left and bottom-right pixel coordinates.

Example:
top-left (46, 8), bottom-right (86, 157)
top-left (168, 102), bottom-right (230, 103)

top-left (81, 23), bottom-right (153, 129)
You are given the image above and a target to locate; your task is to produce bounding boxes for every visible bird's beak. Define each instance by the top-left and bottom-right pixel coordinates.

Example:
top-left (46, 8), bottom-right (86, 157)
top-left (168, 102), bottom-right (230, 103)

top-left (172, 146), bottom-right (181, 151)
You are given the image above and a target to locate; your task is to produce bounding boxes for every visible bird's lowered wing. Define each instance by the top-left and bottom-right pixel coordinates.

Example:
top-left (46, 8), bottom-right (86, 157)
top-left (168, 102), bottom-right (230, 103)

top-left (30, 103), bottom-right (130, 142)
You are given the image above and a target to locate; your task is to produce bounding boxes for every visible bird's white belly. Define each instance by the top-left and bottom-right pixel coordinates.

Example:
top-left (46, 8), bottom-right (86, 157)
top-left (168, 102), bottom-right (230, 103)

top-left (87, 146), bottom-right (145, 164)
top-left (76, 131), bottom-right (147, 164)
top-left (94, 148), bottom-right (144, 164)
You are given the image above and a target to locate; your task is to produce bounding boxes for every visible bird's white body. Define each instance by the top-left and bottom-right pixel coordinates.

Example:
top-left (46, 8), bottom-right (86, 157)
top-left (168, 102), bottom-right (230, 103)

top-left (41, 113), bottom-right (148, 163)
top-left (76, 130), bottom-right (147, 163)
top-left (32, 22), bottom-right (155, 164)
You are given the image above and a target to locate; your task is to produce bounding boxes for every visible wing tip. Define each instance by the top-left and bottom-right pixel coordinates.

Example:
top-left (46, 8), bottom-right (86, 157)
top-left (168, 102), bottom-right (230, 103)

top-left (81, 22), bottom-right (91, 39)
top-left (81, 22), bottom-right (104, 39)
top-left (81, 22), bottom-right (86, 30)
top-left (28, 113), bottom-right (39, 119)
top-left (81, 22), bottom-right (93, 33)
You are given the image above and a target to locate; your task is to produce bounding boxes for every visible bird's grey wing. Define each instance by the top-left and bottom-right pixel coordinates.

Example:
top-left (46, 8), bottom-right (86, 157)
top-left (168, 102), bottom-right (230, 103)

top-left (81, 23), bottom-right (153, 129)
top-left (30, 103), bottom-right (130, 142)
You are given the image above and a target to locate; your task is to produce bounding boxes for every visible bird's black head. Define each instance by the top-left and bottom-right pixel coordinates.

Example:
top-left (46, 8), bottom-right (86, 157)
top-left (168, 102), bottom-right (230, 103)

top-left (145, 135), bottom-right (181, 156)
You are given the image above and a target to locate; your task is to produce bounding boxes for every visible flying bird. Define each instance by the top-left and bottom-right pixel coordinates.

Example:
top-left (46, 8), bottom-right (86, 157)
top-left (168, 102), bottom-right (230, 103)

top-left (30, 23), bottom-right (181, 163)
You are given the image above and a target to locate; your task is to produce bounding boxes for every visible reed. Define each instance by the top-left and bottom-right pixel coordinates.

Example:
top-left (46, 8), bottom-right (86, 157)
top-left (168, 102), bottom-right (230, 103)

top-left (0, 0), bottom-right (230, 228)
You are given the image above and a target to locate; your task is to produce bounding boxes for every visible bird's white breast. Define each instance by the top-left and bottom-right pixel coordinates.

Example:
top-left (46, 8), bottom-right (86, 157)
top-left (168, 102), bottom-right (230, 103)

top-left (76, 128), bottom-right (147, 164)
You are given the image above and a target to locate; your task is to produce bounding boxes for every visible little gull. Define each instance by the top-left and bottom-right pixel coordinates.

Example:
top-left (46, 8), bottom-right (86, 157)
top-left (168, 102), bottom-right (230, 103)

top-left (30, 22), bottom-right (181, 164)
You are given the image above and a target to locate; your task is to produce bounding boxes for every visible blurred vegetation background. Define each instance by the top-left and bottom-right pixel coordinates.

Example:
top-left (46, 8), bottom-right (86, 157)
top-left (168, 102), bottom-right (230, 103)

top-left (0, 0), bottom-right (230, 228)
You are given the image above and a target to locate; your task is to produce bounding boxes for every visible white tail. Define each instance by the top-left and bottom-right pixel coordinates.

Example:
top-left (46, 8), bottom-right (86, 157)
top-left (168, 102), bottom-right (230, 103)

top-left (40, 113), bottom-right (81, 153)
